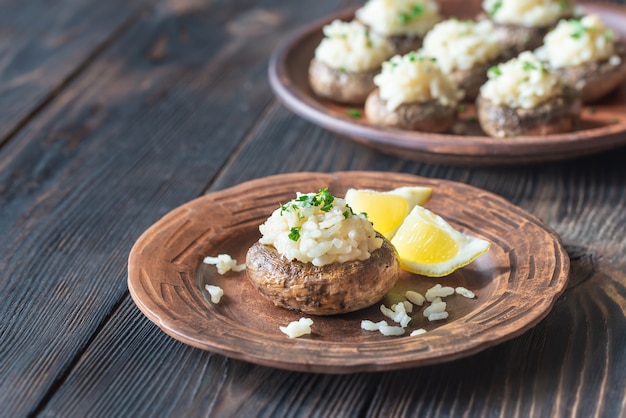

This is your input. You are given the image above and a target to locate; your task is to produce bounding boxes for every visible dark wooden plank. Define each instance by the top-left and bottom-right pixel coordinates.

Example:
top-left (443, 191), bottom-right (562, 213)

top-left (0, 0), bottom-right (149, 145)
top-left (0, 0), bottom-right (350, 416)
top-left (2, 1), bottom-right (626, 418)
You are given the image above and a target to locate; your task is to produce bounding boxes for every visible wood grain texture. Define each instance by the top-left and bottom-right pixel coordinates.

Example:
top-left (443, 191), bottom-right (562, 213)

top-left (0, 0), bottom-right (625, 416)
top-left (0, 0), bottom-right (149, 145)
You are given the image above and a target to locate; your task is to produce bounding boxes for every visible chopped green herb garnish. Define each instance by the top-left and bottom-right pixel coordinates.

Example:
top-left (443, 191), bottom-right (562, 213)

top-left (488, 65), bottom-right (502, 77)
top-left (570, 19), bottom-right (586, 39)
top-left (458, 104), bottom-right (467, 112)
top-left (397, 3), bottom-right (424, 25)
top-left (522, 61), bottom-right (537, 71)
top-left (365, 29), bottom-right (373, 47)
top-left (489, 0), bottom-right (502, 17)
top-left (407, 51), bottom-right (417, 62)
top-left (288, 227), bottom-right (301, 241)
top-left (605, 29), bottom-right (615, 41)
top-left (589, 106), bottom-right (597, 114)
top-left (610, 117), bottom-right (619, 124)
top-left (466, 116), bottom-right (478, 122)
top-left (559, 0), bottom-right (568, 10)
top-left (294, 188), bottom-right (334, 212)
top-left (347, 108), bottom-right (362, 118)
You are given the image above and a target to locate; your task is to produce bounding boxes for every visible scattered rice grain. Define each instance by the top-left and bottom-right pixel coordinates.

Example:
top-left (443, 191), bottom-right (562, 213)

top-left (381, 303), bottom-right (411, 327)
top-left (203, 254), bottom-right (246, 275)
top-left (425, 284), bottom-right (455, 302)
top-left (423, 297), bottom-right (446, 317)
top-left (455, 286), bottom-right (475, 298)
top-left (205, 284), bottom-right (224, 304)
top-left (428, 312), bottom-right (449, 321)
top-left (406, 290), bottom-right (425, 306)
top-left (280, 317), bottom-right (313, 338)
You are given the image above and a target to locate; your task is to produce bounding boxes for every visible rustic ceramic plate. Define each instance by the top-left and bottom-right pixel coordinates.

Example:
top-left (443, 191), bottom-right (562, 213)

top-left (128, 172), bottom-right (569, 373)
top-left (268, 1), bottom-right (626, 165)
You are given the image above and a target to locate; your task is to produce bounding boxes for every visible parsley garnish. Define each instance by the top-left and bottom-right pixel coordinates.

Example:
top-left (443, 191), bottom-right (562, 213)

top-left (488, 65), bottom-right (502, 77)
top-left (570, 18), bottom-right (586, 39)
top-left (522, 61), bottom-right (537, 71)
top-left (489, 0), bottom-right (502, 17)
top-left (397, 4), bottom-right (424, 25)
top-left (347, 108), bottom-right (362, 118)
top-left (294, 188), bottom-right (334, 212)
top-left (288, 227), bottom-right (301, 241)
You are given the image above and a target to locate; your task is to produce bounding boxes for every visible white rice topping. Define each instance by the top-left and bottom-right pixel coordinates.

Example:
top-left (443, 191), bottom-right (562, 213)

top-left (203, 254), bottom-right (246, 275)
top-left (483, 0), bottom-right (575, 27)
top-left (422, 19), bottom-right (502, 73)
top-left (355, 0), bottom-right (442, 37)
top-left (204, 284), bottom-right (224, 304)
top-left (314, 20), bottom-right (394, 72)
top-left (374, 51), bottom-right (463, 111)
top-left (536, 15), bottom-right (618, 68)
top-left (479, 51), bottom-right (564, 109)
top-left (410, 328), bottom-right (427, 336)
top-left (425, 284), bottom-right (455, 302)
top-left (455, 286), bottom-right (476, 298)
top-left (280, 317), bottom-right (314, 338)
top-left (259, 189), bottom-right (383, 267)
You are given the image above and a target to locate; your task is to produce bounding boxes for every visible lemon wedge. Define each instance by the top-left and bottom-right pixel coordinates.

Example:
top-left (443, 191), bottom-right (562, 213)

top-left (391, 205), bottom-right (490, 277)
top-left (344, 186), bottom-right (432, 239)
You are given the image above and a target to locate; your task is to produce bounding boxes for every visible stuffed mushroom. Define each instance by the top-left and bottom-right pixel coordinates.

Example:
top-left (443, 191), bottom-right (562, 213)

top-left (482, 0), bottom-right (577, 59)
top-left (535, 14), bottom-right (626, 103)
top-left (309, 20), bottom-right (393, 104)
top-left (421, 18), bottom-right (505, 100)
top-left (365, 51), bottom-right (463, 132)
top-left (246, 189), bottom-right (400, 315)
top-left (355, 0), bottom-right (442, 56)
top-left (477, 51), bottom-right (581, 137)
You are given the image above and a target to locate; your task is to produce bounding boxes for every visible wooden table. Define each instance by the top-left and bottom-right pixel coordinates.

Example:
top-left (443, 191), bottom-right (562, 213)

top-left (2, 0), bottom-right (625, 416)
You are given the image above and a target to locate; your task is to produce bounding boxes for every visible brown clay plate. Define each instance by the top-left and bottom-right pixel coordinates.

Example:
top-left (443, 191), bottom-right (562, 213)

top-left (128, 171), bottom-right (569, 373)
top-left (268, 1), bottom-right (626, 165)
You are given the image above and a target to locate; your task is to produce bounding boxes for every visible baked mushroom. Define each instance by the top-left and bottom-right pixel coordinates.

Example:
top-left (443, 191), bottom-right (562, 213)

top-left (482, 0), bottom-right (577, 59)
top-left (365, 52), bottom-right (463, 132)
top-left (421, 19), bottom-right (505, 100)
top-left (308, 20), bottom-right (393, 104)
top-left (355, 0), bottom-right (442, 55)
top-left (535, 14), bottom-right (626, 103)
top-left (477, 51), bottom-right (581, 137)
top-left (246, 189), bottom-right (400, 315)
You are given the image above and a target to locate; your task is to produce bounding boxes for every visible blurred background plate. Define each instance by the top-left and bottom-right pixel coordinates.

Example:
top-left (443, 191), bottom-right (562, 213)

top-left (268, 1), bottom-right (626, 165)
